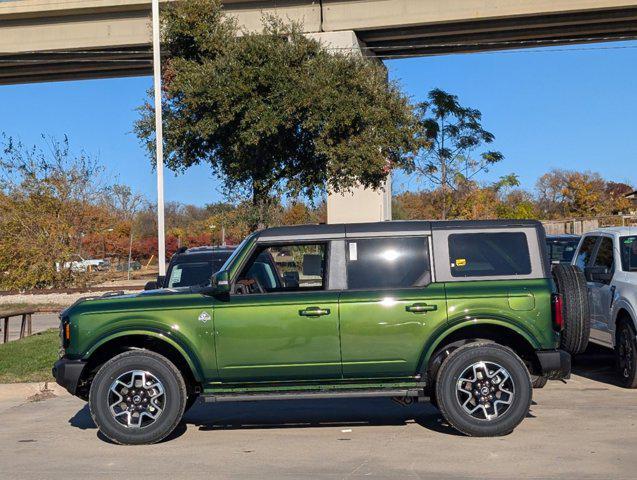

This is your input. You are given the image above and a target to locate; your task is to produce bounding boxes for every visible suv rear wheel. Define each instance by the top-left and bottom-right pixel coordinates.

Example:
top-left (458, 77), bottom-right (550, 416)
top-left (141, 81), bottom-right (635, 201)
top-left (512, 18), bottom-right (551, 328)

top-left (616, 321), bottom-right (637, 389)
top-left (435, 343), bottom-right (532, 437)
top-left (89, 350), bottom-right (187, 445)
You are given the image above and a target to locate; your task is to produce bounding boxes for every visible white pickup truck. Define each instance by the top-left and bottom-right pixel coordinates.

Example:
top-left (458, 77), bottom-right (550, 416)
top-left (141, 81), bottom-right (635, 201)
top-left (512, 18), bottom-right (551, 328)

top-left (572, 227), bottom-right (637, 387)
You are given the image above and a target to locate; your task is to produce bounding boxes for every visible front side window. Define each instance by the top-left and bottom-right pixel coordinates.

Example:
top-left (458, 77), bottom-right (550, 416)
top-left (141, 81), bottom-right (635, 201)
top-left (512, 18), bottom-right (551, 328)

top-left (448, 232), bottom-right (531, 277)
top-left (620, 236), bottom-right (637, 272)
top-left (346, 237), bottom-right (430, 290)
top-left (575, 236), bottom-right (598, 270)
top-left (235, 243), bottom-right (326, 294)
top-left (592, 237), bottom-right (615, 272)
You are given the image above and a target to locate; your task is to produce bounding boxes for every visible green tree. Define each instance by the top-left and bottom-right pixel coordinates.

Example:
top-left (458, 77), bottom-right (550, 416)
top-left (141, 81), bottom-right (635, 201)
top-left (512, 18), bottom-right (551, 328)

top-left (135, 0), bottom-right (419, 228)
top-left (414, 88), bottom-right (504, 219)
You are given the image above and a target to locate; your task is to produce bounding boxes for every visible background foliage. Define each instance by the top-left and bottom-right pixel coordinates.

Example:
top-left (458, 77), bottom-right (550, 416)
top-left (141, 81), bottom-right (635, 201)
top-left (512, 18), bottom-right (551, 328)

top-left (135, 0), bottom-right (420, 228)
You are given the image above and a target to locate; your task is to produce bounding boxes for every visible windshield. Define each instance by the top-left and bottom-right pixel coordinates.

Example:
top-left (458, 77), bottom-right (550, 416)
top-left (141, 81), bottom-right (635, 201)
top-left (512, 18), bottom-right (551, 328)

top-left (546, 238), bottom-right (580, 264)
top-left (166, 253), bottom-right (232, 288)
top-left (220, 233), bottom-right (257, 272)
top-left (620, 236), bottom-right (637, 272)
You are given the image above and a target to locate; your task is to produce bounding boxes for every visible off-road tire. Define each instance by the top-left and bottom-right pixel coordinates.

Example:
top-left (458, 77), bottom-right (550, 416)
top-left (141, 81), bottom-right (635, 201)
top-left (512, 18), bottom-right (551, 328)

top-left (616, 321), bottom-right (637, 389)
top-left (89, 350), bottom-right (187, 445)
top-left (435, 343), bottom-right (532, 437)
top-left (531, 375), bottom-right (548, 389)
top-left (552, 264), bottom-right (590, 354)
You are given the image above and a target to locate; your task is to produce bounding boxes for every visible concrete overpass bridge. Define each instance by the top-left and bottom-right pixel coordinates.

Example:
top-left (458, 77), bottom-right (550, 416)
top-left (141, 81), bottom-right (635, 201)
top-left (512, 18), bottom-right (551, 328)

top-left (2, 0), bottom-right (637, 84)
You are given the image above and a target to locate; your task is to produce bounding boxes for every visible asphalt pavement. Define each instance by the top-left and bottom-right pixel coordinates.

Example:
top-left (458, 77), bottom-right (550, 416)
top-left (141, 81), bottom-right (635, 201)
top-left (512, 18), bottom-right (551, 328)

top-left (0, 350), bottom-right (635, 480)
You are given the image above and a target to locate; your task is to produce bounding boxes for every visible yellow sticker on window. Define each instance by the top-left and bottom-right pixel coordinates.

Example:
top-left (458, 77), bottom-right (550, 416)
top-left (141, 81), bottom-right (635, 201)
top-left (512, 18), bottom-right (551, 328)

top-left (455, 258), bottom-right (467, 267)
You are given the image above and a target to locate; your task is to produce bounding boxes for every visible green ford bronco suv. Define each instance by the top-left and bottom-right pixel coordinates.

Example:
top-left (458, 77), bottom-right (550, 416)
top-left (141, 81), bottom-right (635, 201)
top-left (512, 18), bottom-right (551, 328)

top-left (54, 220), bottom-right (573, 444)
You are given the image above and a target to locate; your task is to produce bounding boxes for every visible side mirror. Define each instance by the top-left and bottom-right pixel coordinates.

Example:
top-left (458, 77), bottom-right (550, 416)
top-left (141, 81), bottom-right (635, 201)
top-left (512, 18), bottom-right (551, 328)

top-left (210, 270), bottom-right (231, 295)
top-left (144, 281), bottom-right (158, 291)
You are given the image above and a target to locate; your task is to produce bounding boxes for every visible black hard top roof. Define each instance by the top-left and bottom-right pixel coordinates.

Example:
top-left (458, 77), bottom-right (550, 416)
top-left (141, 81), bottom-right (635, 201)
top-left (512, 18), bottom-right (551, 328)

top-left (257, 219), bottom-right (543, 241)
top-left (169, 246), bottom-right (235, 263)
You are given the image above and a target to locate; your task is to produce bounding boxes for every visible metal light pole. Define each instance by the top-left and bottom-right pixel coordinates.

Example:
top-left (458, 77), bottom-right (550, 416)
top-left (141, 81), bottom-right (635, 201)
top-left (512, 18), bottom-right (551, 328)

top-left (152, 0), bottom-right (166, 276)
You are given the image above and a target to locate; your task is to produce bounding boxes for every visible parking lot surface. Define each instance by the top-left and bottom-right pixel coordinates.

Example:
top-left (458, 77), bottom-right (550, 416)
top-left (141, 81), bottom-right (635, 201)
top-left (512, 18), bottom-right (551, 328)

top-left (0, 351), bottom-right (635, 480)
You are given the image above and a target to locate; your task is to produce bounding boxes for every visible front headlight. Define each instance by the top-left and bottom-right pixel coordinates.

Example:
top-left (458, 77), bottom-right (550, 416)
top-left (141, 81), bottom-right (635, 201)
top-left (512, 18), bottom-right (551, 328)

top-left (59, 314), bottom-right (70, 357)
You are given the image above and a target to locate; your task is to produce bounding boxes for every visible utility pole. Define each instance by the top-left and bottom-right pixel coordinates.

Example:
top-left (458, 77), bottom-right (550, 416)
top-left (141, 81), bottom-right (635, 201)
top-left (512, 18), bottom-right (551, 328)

top-left (152, 0), bottom-right (166, 276)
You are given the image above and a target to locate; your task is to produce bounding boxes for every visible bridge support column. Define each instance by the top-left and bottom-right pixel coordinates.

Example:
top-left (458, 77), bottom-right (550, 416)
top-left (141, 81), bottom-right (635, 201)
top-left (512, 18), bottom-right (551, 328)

top-left (307, 30), bottom-right (392, 224)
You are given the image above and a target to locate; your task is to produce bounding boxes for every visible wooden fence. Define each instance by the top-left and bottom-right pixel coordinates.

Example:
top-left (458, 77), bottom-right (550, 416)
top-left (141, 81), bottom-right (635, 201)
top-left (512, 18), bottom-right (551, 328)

top-left (542, 215), bottom-right (637, 235)
top-left (1, 310), bottom-right (34, 344)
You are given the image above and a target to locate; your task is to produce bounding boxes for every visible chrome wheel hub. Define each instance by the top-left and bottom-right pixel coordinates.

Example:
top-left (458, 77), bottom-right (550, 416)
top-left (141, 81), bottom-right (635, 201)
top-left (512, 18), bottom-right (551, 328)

top-left (456, 361), bottom-right (515, 421)
top-left (108, 370), bottom-right (166, 429)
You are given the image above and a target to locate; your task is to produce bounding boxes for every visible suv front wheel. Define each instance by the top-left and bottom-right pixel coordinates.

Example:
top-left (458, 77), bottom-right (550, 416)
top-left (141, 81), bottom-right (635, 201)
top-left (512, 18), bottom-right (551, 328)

top-left (616, 321), bottom-right (637, 389)
top-left (89, 350), bottom-right (187, 445)
top-left (435, 343), bottom-right (532, 437)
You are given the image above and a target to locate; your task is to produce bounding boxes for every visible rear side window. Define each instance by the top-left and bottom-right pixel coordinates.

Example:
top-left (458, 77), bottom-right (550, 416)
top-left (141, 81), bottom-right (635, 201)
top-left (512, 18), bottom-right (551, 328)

top-left (346, 237), bottom-right (430, 289)
top-left (448, 232), bottom-right (531, 277)
top-left (575, 236), bottom-right (598, 270)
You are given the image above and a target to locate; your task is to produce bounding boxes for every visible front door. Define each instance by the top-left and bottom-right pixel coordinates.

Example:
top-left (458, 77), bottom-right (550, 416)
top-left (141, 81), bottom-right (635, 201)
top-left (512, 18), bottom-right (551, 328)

top-left (213, 242), bottom-right (342, 382)
top-left (589, 236), bottom-right (615, 346)
top-left (338, 236), bottom-right (448, 379)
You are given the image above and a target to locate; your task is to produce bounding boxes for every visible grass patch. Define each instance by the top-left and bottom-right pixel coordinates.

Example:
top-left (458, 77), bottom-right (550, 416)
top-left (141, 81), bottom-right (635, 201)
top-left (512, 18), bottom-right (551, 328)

top-left (0, 329), bottom-right (59, 383)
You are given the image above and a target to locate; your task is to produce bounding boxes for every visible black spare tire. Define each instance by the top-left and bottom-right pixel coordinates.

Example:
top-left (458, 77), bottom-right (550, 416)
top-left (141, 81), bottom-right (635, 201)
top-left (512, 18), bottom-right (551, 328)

top-left (552, 263), bottom-right (590, 355)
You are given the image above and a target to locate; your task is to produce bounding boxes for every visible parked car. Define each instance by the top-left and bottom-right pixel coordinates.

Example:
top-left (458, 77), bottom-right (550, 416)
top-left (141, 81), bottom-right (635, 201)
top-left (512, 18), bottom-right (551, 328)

top-left (116, 260), bottom-right (142, 272)
top-left (56, 256), bottom-right (108, 273)
top-left (571, 227), bottom-right (637, 387)
top-left (54, 220), bottom-right (579, 445)
top-left (144, 246), bottom-right (235, 290)
top-left (546, 234), bottom-right (580, 265)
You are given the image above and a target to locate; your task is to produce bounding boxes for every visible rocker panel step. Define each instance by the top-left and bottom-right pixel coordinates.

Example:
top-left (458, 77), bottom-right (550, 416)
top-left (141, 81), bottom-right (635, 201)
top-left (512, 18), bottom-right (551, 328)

top-left (203, 388), bottom-right (427, 403)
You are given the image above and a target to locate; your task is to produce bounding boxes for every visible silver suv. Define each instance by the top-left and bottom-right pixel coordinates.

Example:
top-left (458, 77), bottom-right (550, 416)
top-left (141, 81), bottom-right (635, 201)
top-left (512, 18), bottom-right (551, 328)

top-left (572, 227), bottom-right (637, 387)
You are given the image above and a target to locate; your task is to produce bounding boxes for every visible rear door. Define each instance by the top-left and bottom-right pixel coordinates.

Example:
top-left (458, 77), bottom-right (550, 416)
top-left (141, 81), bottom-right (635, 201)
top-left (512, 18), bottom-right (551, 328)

top-left (588, 235), bottom-right (615, 346)
top-left (574, 235), bottom-right (601, 339)
top-left (338, 236), bottom-right (447, 379)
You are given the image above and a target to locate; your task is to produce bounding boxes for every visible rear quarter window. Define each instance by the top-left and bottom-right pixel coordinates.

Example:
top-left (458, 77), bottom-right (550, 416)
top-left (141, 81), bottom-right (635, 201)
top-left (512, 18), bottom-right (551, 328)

top-left (448, 232), bottom-right (531, 277)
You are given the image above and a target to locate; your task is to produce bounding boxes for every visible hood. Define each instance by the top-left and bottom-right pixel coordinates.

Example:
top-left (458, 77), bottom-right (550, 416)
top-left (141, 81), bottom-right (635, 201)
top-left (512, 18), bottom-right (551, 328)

top-left (61, 286), bottom-right (196, 318)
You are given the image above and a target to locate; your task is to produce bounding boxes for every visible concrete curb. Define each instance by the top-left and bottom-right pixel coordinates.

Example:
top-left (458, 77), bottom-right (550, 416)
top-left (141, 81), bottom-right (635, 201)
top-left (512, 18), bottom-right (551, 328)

top-left (0, 381), bottom-right (69, 403)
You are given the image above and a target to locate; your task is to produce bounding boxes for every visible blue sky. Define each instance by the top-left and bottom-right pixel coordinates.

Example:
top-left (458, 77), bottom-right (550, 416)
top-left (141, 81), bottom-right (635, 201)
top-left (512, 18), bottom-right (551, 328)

top-left (1, 41), bottom-right (635, 206)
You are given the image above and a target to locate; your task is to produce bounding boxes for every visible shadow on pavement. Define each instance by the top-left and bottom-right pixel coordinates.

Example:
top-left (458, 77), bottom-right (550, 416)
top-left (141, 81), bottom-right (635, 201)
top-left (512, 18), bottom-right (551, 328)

top-left (69, 404), bottom-right (95, 430)
top-left (187, 397), bottom-right (454, 431)
top-left (571, 343), bottom-right (619, 387)
top-left (69, 397), bottom-right (461, 442)
top-left (186, 397), bottom-right (461, 436)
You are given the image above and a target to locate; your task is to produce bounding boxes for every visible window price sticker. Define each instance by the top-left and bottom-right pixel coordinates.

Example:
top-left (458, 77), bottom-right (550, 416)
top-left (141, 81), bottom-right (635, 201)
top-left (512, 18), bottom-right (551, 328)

top-left (349, 242), bottom-right (358, 261)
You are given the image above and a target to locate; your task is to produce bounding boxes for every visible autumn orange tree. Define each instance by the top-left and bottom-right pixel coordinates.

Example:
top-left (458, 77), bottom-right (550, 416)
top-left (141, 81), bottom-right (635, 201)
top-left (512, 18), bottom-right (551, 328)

top-left (536, 169), bottom-right (633, 219)
top-left (0, 136), bottom-right (112, 289)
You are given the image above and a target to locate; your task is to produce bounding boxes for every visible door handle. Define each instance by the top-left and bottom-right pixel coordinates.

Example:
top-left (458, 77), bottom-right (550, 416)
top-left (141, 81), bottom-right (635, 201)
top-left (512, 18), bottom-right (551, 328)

top-left (299, 307), bottom-right (331, 317)
top-left (406, 303), bottom-right (437, 313)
